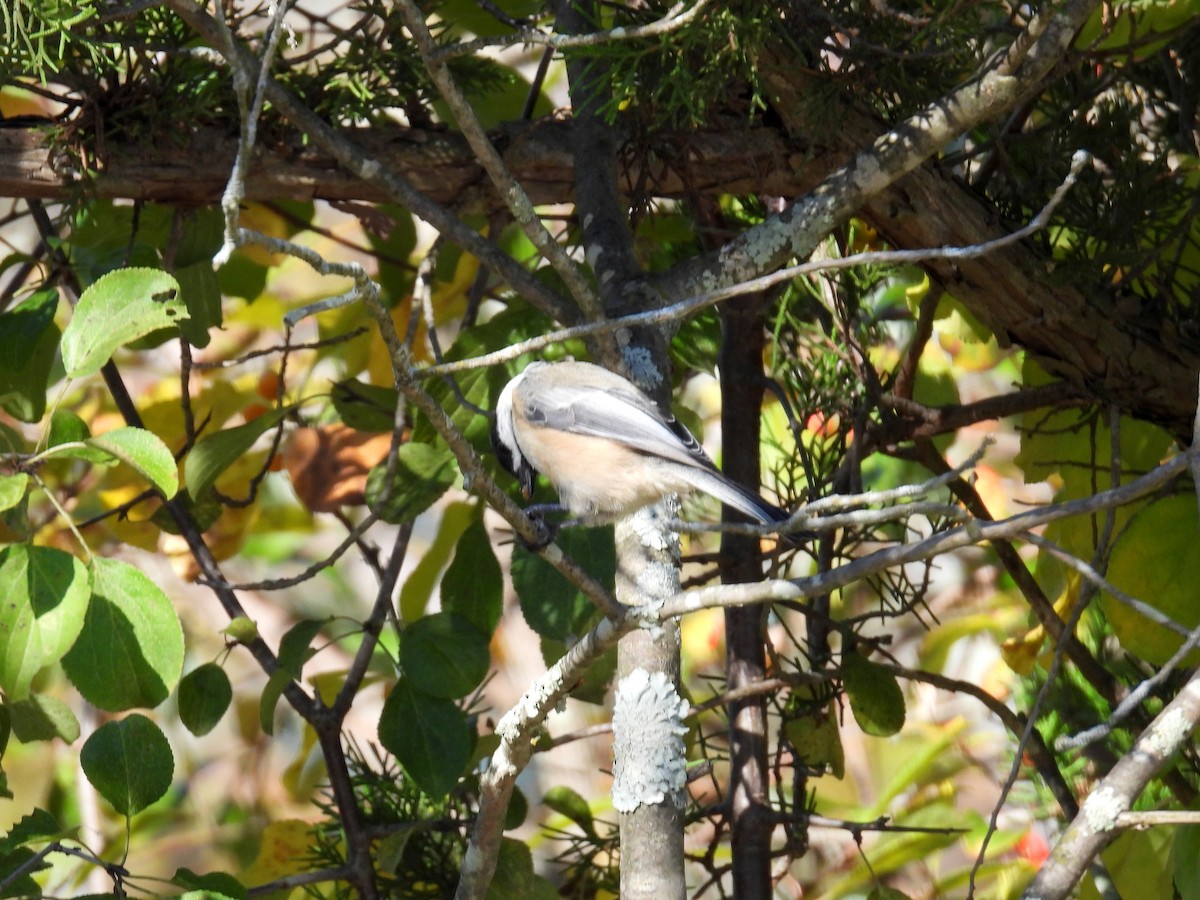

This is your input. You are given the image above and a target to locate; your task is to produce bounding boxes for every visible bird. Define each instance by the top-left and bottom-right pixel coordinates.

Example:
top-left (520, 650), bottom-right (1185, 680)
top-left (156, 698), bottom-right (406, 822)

top-left (490, 360), bottom-right (795, 540)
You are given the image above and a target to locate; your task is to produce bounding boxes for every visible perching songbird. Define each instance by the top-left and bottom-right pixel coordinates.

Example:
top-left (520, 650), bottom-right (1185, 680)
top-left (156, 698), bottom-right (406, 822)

top-left (490, 360), bottom-right (793, 536)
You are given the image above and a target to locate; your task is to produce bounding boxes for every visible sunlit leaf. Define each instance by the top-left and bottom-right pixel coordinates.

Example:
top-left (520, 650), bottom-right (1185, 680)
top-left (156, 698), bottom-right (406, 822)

top-left (240, 820), bottom-right (315, 888)
top-left (399, 501), bottom-right (475, 621)
top-left (85, 427), bottom-right (178, 498)
top-left (8, 694), bottom-right (80, 743)
top-left (0, 545), bottom-right (91, 699)
top-left (785, 704), bottom-right (845, 778)
top-left (61, 268), bottom-right (187, 378)
top-left (62, 557), bottom-right (185, 711)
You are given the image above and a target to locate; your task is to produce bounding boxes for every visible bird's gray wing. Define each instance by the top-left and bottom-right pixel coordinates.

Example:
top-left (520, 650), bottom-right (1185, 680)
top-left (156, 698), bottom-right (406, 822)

top-left (519, 381), bottom-right (716, 472)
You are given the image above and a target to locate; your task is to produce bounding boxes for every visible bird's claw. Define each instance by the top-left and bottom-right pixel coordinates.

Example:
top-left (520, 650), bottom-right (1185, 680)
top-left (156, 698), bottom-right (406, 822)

top-left (519, 503), bottom-right (566, 550)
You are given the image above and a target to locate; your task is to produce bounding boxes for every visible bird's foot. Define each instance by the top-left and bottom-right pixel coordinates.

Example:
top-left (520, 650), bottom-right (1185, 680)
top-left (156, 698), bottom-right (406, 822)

top-left (518, 503), bottom-right (568, 550)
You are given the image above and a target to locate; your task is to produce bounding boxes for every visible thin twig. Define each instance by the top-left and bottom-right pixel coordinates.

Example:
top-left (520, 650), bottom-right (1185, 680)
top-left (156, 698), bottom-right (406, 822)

top-left (435, 0), bottom-right (710, 61)
top-left (418, 152), bottom-right (1091, 378)
top-left (395, 0), bottom-right (607, 328)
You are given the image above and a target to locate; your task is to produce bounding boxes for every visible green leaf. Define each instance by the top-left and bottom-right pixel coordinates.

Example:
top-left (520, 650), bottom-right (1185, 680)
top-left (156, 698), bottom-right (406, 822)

top-left (0, 545), bottom-right (91, 699)
top-left (175, 260), bottom-right (223, 349)
top-left (485, 839), bottom-right (556, 900)
top-left (9, 694), bottom-right (80, 743)
top-left (0, 474), bottom-right (29, 514)
top-left (47, 409), bottom-right (93, 448)
top-left (378, 680), bottom-right (471, 799)
top-left (68, 200), bottom-right (171, 285)
top-left (1096, 827), bottom-right (1174, 900)
top-left (178, 663), bottom-right (233, 737)
top-left (543, 786), bottom-right (596, 837)
top-left (0, 847), bottom-right (46, 898)
top-left (184, 405), bottom-right (293, 498)
top-left (259, 619), bottom-right (326, 735)
top-left (61, 557), bottom-right (185, 711)
top-left (80, 714), bottom-right (174, 816)
top-left (512, 527), bottom-right (613, 641)
top-left (441, 516), bottom-right (503, 636)
top-left (399, 501), bottom-right (475, 621)
top-left (171, 867), bottom-right (247, 900)
top-left (1171, 825), bottom-right (1200, 900)
top-left (400, 613), bottom-right (490, 699)
top-left (331, 379), bottom-right (400, 433)
top-left (0, 290), bottom-right (60, 423)
top-left (278, 618), bottom-right (327, 673)
top-left (42, 427), bottom-right (179, 498)
top-left (842, 652), bottom-right (906, 737)
top-left (259, 669), bottom-right (293, 737)
top-left (366, 441), bottom-right (458, 524)
top-left (0, 809), bottom-right (62, 854)
top-left (61, 267), bottom-right (188, 378)
top-left (86, 427), bottom-right (179, 498)
top-left (361, 205), bottom-right (417, 303)
top-left (784, 704), bottom-right (845, 778)
top-left (1101, 495), bottom-right (1200, 665)
top-left (504, 785), bottom-right (528, 831)
top-left (222, 616), bottom-right (260, 644)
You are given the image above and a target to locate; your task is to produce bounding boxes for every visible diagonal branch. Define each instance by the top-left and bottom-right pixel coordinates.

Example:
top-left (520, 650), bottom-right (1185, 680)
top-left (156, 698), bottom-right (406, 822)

top-left (395, 0), bottom-right (606, 325)
top-left (648, 0), bottom-right (1100, 304)
top-left (161, 0), bottom-right (576, 324)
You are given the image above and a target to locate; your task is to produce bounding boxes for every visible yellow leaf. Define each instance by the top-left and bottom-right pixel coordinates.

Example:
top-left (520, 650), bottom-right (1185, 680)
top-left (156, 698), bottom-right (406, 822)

top-left (1001, 574), bottom-right (1081, 675)
top-left (241, 819), bottom-right (317, 889)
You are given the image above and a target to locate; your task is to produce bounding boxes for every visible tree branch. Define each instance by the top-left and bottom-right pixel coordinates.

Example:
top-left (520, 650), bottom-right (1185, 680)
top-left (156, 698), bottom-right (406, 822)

top-left (1021, 669), bottom-right (1200, 899)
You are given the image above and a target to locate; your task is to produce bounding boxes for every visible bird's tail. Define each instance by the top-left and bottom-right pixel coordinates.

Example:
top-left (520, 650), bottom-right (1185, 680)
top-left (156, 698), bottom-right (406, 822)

top-left (683, 468), bottom-right (803, 543)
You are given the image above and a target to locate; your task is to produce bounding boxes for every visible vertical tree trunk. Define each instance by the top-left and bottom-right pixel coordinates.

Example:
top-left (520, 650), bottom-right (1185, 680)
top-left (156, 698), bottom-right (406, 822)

top-left (720, 299), bottom-right (774, 899)
top-left (614, 562), bottom-right (687, 900)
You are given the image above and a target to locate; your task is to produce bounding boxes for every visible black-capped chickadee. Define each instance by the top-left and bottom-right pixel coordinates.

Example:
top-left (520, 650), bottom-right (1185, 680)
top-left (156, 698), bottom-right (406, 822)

top-left (490, 360), bottom-right (794, 537)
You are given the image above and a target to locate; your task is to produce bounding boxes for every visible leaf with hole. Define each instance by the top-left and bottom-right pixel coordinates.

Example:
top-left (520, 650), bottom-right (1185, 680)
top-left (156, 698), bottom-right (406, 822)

top-left (61, 268), bottom-right (187, 378)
